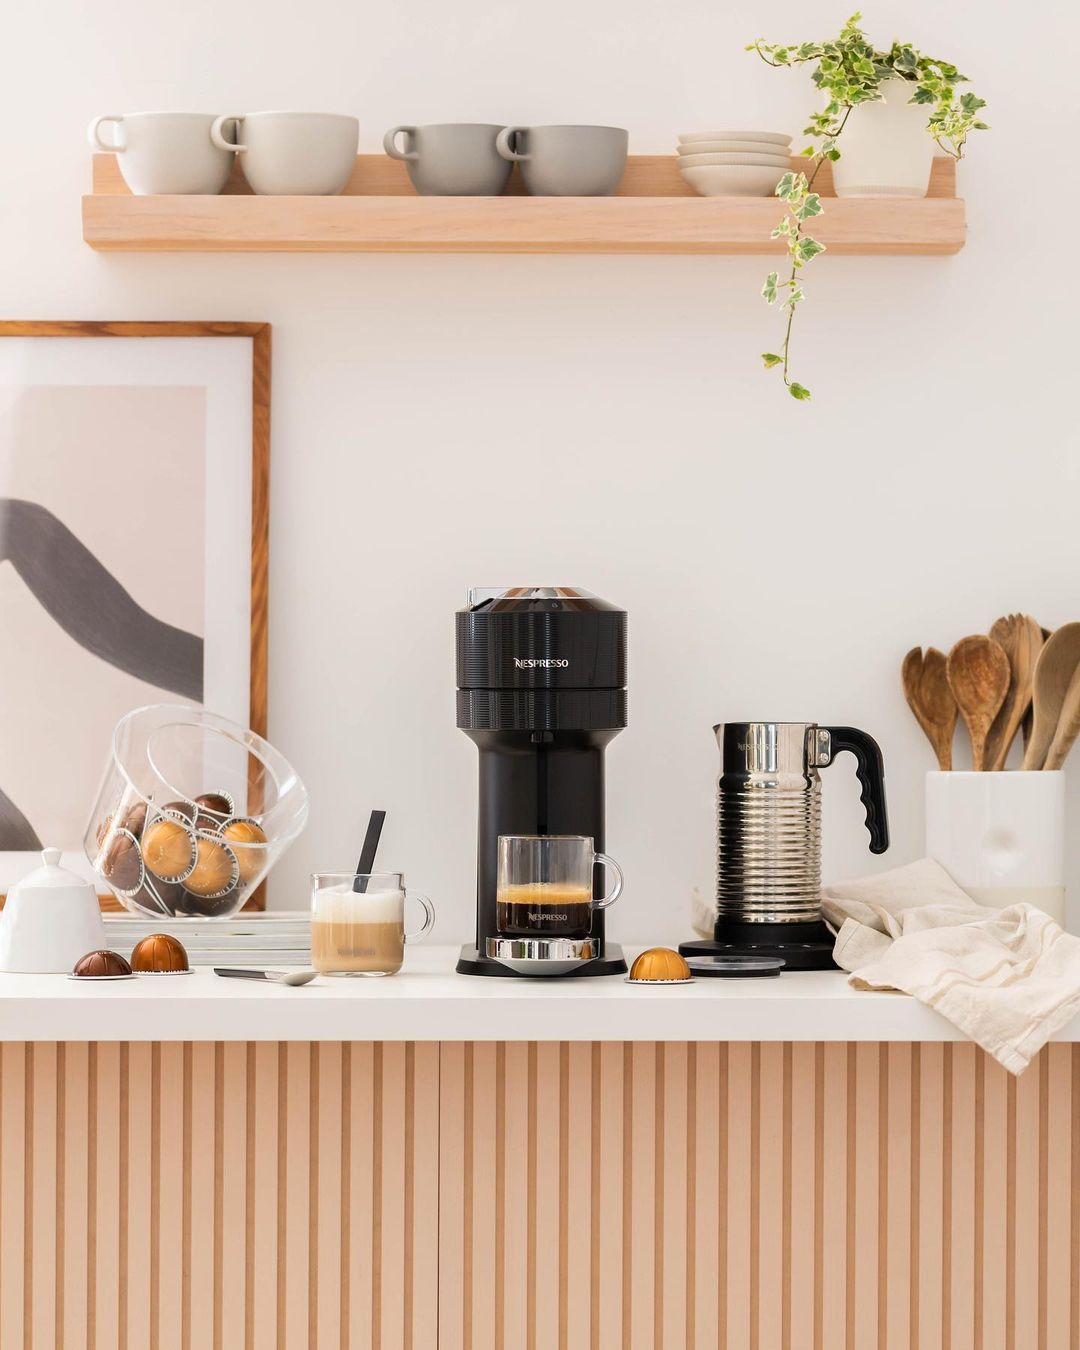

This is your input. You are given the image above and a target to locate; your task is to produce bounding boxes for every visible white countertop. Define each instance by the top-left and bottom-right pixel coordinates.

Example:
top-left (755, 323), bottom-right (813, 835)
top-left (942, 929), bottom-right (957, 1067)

top-left (3, 946), bottom-right (1079, 1042)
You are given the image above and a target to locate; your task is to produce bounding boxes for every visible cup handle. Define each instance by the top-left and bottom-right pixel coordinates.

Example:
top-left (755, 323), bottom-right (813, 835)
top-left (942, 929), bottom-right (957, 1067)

top-left (88, 115), bottom-right (125, 153)
top-left (211, 114), bottom-right (245, 153)
top-left (592, 853), bottom-right (623, 909)
top-left (404, 892), bottom-right (435, 943)
top-left (383, 126), bottom-right (419, 162)
top-left (495, 126), bottom-right (529, 162)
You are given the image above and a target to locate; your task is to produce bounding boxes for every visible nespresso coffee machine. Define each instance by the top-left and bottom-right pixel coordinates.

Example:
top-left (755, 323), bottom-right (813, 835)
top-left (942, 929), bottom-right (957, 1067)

top-left (456, 587), bottom-right (628, 977)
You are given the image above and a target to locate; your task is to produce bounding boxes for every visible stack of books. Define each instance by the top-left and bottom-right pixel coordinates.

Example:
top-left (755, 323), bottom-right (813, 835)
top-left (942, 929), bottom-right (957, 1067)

top-left (103, 911), bottom-right (311, 966)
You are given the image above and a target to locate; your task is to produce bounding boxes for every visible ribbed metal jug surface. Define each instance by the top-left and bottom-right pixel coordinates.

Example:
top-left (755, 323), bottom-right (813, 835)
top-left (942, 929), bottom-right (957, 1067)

top-left (715, 722), bottom-right (832, 925)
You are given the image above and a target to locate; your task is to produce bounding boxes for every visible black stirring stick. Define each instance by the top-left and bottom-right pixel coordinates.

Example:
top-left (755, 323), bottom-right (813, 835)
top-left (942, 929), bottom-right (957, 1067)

top-left (353, 810), bottom-right (386, 893)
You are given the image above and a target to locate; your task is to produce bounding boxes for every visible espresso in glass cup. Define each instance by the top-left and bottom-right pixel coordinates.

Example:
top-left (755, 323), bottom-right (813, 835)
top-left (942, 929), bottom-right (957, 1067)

top-left (496, 835), bottom-right (623, 937)
top-left (310, 872), bottom-right (434, 976)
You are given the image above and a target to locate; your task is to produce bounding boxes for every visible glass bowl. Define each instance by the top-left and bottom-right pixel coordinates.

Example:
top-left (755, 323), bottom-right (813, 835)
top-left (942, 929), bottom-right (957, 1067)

top-left (84, 704), bottom-right (308, 918)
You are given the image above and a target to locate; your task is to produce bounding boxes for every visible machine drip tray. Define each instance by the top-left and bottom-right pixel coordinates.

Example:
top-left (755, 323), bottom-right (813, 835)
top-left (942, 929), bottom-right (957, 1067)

top-left (680, 919), bottom-right (838, 972)
top-left (457, 943), bottom-right (628, 978)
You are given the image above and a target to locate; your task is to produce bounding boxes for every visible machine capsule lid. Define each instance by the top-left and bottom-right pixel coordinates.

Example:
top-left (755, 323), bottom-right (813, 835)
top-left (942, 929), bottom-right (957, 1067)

top-left (465, 587), bottom-right (623, 613)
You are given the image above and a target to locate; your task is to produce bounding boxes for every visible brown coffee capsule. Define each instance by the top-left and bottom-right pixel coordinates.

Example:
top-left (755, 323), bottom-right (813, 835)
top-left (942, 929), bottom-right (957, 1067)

top-left (119, 801), bottom-right (149, 839)
top-left (183, 882), bottom-right (239, 918)
top-left (193, 814), bottom-right (224, 834)
top-left (131, 934), bottom-right (190, 974)
top-left (73, 950), bottom-right (133, 978)
top-left (101, 828), bottom-right (144, 896)
top-left (161, 799), bottom-right (196, 822)
top-left (95, 814), bottom-right (114, 849)
top-left (183, 835), bottom-right (239, 899)
top-left (194, 790), bottom-right (234, 819)
top-left (142, 817), bottom-right (197, 882)
top-left (221, 818), bottom-right (268, 885)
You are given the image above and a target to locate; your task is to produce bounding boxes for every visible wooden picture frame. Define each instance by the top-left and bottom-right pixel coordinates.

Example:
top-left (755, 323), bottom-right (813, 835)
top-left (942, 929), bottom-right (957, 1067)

top-left (0, 321), bottom-right (271, 909)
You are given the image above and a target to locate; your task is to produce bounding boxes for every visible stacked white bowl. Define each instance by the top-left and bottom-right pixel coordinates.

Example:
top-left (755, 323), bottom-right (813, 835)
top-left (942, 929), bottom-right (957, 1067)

top-left (677, 130), bottom-right (793, 197)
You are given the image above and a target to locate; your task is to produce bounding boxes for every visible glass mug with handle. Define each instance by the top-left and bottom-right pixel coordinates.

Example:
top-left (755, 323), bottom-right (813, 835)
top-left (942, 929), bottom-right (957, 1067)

top-left (496, 835), bottom-right (623, 938)
top-left (310, 872), bottom-right (434, 976)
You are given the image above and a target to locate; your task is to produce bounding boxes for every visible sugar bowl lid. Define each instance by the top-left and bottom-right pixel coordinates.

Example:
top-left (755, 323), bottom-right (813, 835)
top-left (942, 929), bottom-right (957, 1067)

top-left (11, 848), bottom-right (96, 898)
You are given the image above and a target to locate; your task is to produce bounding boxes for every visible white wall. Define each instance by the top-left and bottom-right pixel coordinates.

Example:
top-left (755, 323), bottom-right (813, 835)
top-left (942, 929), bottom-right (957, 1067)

top-left (5, 0), bottom-right (1079, 943)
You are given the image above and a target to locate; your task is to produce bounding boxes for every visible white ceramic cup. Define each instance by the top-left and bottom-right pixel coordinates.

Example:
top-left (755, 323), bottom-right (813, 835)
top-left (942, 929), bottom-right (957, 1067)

top-left (925, 771), bottom-right (1067, 925)
top-left (87, 112), bottom-right (236, 195)
top-left (211, 112), bottom-right (359, 195)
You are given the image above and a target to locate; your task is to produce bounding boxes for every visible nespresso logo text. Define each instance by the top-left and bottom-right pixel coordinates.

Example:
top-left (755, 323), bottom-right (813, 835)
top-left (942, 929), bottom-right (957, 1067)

top-left (513, 658), bottom-right (569, 669)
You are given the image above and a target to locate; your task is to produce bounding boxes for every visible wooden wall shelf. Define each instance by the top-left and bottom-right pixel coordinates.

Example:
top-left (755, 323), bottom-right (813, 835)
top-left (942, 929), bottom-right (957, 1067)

top-left (82, 153), bottom-right (965, 256)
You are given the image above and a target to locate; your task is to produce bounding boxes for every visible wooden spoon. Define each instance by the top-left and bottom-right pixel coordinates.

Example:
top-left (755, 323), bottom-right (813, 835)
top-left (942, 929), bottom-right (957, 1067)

top-left (1021, 625), bottom-right (1054, 752)
top-left (1022, 623), bottom-right (1080, 769)
top-left (946, 636), bottom-right (1011, 770)
top-left (902, 646), bottom-right (957, 769)
top-left (984, 614), bottom-right (1043, 770)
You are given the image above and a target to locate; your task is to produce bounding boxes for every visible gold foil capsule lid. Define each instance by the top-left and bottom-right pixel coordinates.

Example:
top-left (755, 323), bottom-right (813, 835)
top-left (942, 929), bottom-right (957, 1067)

top-left (627, 947), bottom-right (694, 984)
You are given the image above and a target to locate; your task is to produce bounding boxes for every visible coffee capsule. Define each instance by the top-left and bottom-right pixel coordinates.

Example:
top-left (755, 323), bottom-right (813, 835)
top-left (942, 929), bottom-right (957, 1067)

top-left (161, 799), bottom-right (197, 822)
top-left (142, 816), bottom-right (197, 882)
top-left (221, 818), bottom-right (268, 885)
top-left (101, 827), bottom-right (144, 896)
top-left (131, 933), bottom-right (190, 974)
top-left (626, 947), bottom-right (694, 984)
top-left (183, 835), bottom-right (239, 900)
top-left (194, 790), bottom-right (234, 819)
top-left (72, 950), bottom-right (133, 979)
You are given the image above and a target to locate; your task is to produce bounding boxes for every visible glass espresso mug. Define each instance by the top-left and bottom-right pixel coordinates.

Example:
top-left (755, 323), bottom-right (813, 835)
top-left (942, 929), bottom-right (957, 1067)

top-left (496, 835), bottom-right (623, 937)
top-left (310, 872), bottom-right (434, 976)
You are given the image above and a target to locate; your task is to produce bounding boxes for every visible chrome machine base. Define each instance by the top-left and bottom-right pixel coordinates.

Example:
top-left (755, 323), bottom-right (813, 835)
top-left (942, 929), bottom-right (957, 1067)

top-left (456, 940), bottom-right (627, 978)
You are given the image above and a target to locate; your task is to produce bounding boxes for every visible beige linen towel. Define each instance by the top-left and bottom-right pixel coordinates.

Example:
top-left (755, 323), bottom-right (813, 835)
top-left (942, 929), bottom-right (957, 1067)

top-left (821, 859), bottom-right (1080, 1075)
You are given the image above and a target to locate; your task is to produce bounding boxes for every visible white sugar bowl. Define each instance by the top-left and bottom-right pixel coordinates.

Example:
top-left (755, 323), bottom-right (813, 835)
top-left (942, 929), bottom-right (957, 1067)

top-left (0, 848), bottom-right (107, 973)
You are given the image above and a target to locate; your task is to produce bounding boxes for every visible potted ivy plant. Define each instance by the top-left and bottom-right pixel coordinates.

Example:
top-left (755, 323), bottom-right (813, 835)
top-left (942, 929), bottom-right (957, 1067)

top-left (747, 13), bottom-right (988, 400)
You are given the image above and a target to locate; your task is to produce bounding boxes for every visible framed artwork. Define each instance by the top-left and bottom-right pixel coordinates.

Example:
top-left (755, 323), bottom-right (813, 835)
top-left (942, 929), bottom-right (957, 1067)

top-left (0, 321), bottom-right (270, 904)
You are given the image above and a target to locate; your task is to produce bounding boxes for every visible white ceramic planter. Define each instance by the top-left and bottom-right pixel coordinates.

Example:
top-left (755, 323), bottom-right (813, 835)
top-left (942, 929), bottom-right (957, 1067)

top-left (925, 771), bottom-right (1066, 924)
top-left (831, 77), bottom-right (936, 198)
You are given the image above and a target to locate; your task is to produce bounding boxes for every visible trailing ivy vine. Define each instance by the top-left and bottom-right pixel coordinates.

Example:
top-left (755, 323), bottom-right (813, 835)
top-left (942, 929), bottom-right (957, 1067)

top-left (747, 13), bottom-right (988, 401)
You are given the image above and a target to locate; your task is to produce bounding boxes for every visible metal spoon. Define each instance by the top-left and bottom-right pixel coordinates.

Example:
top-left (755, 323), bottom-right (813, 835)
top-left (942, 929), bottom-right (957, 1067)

top-left (214, 967), bottom-right (319, 986)
top-left (984, 614), bottom-right (1043, 770)
top-left (946, 635), bottom-right (1010, 770)
top-left (1022, 623), bottom-right (1080, 770)
top-left (901, 646), bottom-right (957, 769)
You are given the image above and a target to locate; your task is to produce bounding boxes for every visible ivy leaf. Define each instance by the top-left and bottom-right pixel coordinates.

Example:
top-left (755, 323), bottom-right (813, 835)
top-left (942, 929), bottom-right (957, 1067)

top-left (774, 172), bottom-right (796, 199)
top-left (761, 352), bottom-right (784, 369)
top-left (789, 382), bottom-right (812, 400)
top-left (797, 236), bottom-right (826, 262)
top-left (795, 193), bottom-right (823, 219)
top-left (762, 272), bottom-right (779, 304)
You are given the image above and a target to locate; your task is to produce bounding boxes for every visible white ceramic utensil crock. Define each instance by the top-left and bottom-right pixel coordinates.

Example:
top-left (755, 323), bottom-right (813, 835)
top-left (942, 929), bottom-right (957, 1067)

top-left (925, 771), bottom-right (1066, 925)
top-left (0, 849), bottom-right (107, 973)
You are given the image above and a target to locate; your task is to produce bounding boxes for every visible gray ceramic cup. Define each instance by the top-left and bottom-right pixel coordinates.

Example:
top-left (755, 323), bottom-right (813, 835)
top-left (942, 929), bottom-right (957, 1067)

top-left (495, 124), bottom-right (628, 196)
top-left (383, 123), bottom-right (512, 196)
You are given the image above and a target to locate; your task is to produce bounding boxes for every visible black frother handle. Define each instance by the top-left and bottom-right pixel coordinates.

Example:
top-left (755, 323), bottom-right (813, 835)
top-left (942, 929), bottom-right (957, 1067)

top-left (821, 726), bottom-right (890, 854)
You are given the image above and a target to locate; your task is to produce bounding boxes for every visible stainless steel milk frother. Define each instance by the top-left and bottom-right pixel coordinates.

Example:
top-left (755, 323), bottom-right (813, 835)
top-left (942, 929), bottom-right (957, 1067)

top-left (681, 721), bottom-right (888, 970)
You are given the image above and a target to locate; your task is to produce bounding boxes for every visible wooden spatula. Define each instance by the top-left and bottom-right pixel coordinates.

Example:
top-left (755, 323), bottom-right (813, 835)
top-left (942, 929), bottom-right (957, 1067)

top-left (902, 646), bottom-right (957, 770)
top-left (946, 636), bottom-right (1011, 770)
top-left (1026, 623), bottom-right (1080, 772)
top-left (1022, 622), bottom-right (1080, 769)
top-left (984, 614), bottom-right (1043, 770)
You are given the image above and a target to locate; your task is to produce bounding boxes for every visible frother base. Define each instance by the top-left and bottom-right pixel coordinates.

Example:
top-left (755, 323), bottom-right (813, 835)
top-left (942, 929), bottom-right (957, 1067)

top-left (456, 943), bottom-right (628, 978)
top-left (680, 920), bottom-right (837, 972)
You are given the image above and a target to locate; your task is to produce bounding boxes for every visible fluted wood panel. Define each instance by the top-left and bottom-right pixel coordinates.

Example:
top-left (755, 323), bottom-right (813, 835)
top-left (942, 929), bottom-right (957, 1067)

top-left (438, 1042), bottom-right (1080, 1350)
top-left (1, 1041), bottom-right (1078, 1348)
top-left (0, 1042), bottom-right (439, 1350)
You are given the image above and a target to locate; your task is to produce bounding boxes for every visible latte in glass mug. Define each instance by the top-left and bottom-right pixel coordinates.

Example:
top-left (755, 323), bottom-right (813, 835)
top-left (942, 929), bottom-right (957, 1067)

top-left (310, 872), bottom-right (434, 976)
